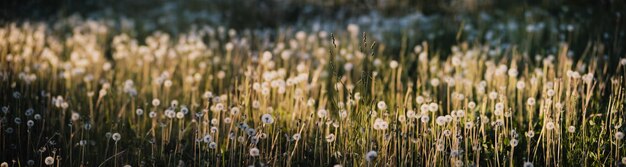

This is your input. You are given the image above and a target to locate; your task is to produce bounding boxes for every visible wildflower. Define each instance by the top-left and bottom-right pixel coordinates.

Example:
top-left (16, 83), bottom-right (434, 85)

top-left (567, 126), bottom-right (576, 133)
top-left (44, 156), bottom-right (55, 165)
top-left (468, 101), bottom-right (476, 109)
top-left (223, 117), bottom-right (232, 124)
top-left (149, 111), bottom-right (157, 118)
top-left (136, 109), bottom-right (144, 116)
top-left (526, 131), bottom-right (535, 138)
top-left (152, 99), bottom-right (161, 106)
top-left (176, 112), bottom-right (185, 119)
top-left (416, 96), bottom-right (424, 104)
top-left (407, 110), bottom-right (417, 118)
top-left (377, 101), bottom-right (387, 110)
top-left (459, 122), bottom-right (471, 129)
top-left (339, 110), bottom-right (348, 119)
top-left (0, 162), bottom-right (6, 167)
top-left (261, 114), bottom-right (275, 124)
top-left (230, 107), bottom-right (240, 115)
top-left (545, 89), bottom-right (555, 97)
top-left (428, 102), bottom-right (439, 112)
top-left (622, 157), bottom-right (626, 165)
top-left (112, 133), bottom-right (121, 141)
top-left (27, 120), bottom-right (34, 127)
top-left (545, 122), bottom-right (555, 130)
top-left (430, 78), bottom-right (440, 87)
top-left (516, 81), bottom-right (526, 89)
top-left (527, 98), bottom-right (536, 106)
top-left (436, 116), bottom-right (447, 126)
top-left (398, 115), bottom-right (406, 122)
top-left (373, 118), bottom-right (389, 130)
top-left (421, 115), bottom-right (430, 123)
top-left (165, 109), bottom-right (175, 118)
top-left (436, 143), bottom-right (445, 151)
top-left (494, 108), bottom-right (503, 116)
top-left (249, 147), bottom-right (260, 156)
top-left (209, 142), bottom-right (217, 149)
top-left (71, 112), bottom-right (80, 121)
top-left (365, 150), bottom-right (377, 162)
top-left (510, 139), bottom-right (519, 147)
top-left (317, 109), bottom-right (328, 118)
top-left (292, 133), bottom-right (301, 141)
top-left (389, 60), bottom-right (399, 69)
top-left (489, 91), bottom-right (498, 100)
top-left (246, 128), bottom-right (257, 136)
top-left (456, 110), bottom-right (466, 117)
top-left (326, 134), bottom-right (336, 142)
top-left (454, 161), bottom-right (463, 167)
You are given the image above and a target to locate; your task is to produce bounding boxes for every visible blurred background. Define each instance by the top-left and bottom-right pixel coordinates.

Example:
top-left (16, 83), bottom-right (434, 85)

top-left (1, 0), bottom-right (625, 59)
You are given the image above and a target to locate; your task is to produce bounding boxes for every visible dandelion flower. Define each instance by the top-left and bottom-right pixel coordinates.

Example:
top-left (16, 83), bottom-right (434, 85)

top-left (152, 99), bottom-right (161, 106)
top-left (436, 116), bottom-right (447, 126)
top-left (389, 60), bottom-right (399, 69)
top-left (527, 98), bottom-right (536, 106)
top-left (176, 112), bottom-right (185, 119)
top-left (261, 114), bottom-right (275, 124)
top-left (465, 122), bottom-right (474, 129)
top-left (421, 115), bottom-right (430, 123)
top-left (567, 126), bottom-right (576, 133)
top-left (317, 109), bottom-right (328, 118)
top-left (545, 122), bottom-right (555, 130)
top-left (203, 135), bottom-right (212, 143)
top-left (292, 133), bottom-right (301, 141)
top-left (326, 133), bottom-right (336, 142)
top-left (510, 139), bottom-right (519, 147)
top-left (428, 102), bottom-right (439, 112)
top-left (365, 150), bottom-right (377, 162)
top-left (249, 147), bottom-right (260, 156)
top-left (230, 107), bottom-right (240, 115)
top-left (377, 101), bottom-right (387, 110)
top-left (44, 156), bottom-right (54, 165)
top-left (112, 133), bottom-right (121, 141)
top-left (526, 131), bottom-right (535, 138)
top-left (468, 101), bottom-right (476, 109)
top-left (209, 142), bottom-right (217, 149)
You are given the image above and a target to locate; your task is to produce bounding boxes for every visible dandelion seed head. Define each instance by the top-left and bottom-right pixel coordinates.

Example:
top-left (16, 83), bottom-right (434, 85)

top-left (568, 126), bottom-right (576, 133)
top-left (365, 150), bottom-right (377, 162)
top-left (317, 109), bottom-right (328, 118)
top-left (112, 133), bottom-right (121, 141)
top-left (249, 147), bottom-right (260, 156)
top-left (44, 156), bottom-right (55, 165)
top-left (261, 114), bottom-right (275, 124)
top-left (326, 133), bottom-right (336, 142)
top-left (428, 103), bottom-right (439, 112)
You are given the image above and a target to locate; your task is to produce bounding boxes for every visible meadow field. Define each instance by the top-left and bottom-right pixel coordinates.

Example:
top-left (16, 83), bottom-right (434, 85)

top-left (1, 0), bottom-right (626, 166)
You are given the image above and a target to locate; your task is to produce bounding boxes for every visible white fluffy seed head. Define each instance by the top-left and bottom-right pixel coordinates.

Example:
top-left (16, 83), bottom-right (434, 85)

top-left (365, 150), bottom-right (377, 162)
top-left (249, 147), bottom-right (260, 156)
top-left (261, 114), bottom-right (275, 124)
top-left (112, 133), bottom-right (121, 141)
top-left (44, 156), bottom-right (54, 165)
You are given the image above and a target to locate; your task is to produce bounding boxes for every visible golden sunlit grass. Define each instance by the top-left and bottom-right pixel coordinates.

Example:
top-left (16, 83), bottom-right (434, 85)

top-left (0, 17), bottom-right (625, 167)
